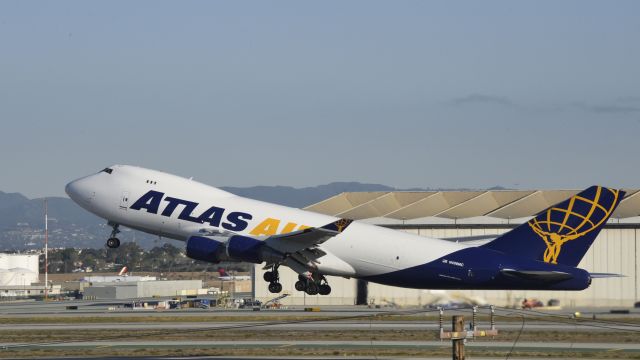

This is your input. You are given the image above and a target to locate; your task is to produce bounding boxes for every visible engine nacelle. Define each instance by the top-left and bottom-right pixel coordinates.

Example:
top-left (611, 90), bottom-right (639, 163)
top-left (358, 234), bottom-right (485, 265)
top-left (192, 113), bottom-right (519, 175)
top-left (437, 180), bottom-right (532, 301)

top-left (226, 235), bottom-right (283, 264)
top-left (186, 235), bottom-right (231, 263)
top-left (226, 235), bottom-right (264, 263)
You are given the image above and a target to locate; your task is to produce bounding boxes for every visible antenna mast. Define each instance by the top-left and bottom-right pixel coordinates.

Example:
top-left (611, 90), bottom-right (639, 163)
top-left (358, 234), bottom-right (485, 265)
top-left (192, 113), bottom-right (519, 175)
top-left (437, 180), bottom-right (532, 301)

top-left (44, 198), bottom-right (48, 301)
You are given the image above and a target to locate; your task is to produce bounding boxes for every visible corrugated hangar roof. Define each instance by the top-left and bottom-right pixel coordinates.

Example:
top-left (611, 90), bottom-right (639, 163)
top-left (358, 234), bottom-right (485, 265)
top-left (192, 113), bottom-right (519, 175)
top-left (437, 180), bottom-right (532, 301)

top-left (304, 189), bottom-right (640, 220)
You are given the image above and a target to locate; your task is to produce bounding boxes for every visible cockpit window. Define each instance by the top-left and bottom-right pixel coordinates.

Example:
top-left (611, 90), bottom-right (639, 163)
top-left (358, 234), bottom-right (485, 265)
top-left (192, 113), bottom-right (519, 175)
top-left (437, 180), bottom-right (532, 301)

top-left (101, 168), bottom-right (113, 174)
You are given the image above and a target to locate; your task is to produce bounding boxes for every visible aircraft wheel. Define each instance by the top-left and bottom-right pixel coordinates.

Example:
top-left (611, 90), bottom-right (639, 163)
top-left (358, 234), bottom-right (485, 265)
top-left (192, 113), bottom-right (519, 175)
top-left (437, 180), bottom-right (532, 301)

top-left (295, 280), bottom-right (306, 292)
top-left (319, 284), bottom-right (331, 295)
top-left (107, 237), bottom-right (120, 249)
top-left (268, 282), bottom-right (282, 293)
top-left (305, 282), bottom-right (319, 295)
top-left (263, 271), bottom-right (275, 282)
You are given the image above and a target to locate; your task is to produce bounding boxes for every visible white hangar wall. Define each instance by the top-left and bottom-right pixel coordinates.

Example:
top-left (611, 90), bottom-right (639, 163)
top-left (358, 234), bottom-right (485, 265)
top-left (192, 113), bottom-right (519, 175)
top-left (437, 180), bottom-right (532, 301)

top-left (254, 226), bottom-right (639, 308)
top-left (83, 279), bottom-right (204, 300)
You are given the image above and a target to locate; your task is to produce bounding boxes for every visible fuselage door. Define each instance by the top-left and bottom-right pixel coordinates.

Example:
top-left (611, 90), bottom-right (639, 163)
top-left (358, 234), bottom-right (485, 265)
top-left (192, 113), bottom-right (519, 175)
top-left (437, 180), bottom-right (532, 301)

top-left (120, 191), bottom-right (130, 210)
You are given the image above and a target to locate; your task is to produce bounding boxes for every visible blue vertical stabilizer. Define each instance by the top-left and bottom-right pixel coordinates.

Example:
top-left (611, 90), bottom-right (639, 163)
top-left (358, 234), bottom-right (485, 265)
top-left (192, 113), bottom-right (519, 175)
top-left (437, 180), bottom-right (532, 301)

top-left (482, 186), bottom-right (624, 267)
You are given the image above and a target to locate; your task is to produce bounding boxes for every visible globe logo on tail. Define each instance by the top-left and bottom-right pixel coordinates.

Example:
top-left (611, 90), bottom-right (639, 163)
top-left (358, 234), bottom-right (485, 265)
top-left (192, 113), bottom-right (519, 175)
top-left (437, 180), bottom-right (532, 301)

top-left (528, 187), bottom-right (620, 264)
top-left (334, 219), bottom-right (353, 233)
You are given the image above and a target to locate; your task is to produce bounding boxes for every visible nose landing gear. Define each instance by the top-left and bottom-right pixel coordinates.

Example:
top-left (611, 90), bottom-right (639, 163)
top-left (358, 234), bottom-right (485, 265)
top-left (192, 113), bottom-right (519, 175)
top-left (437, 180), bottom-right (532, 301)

top-left (106, 237), bottom-right (120, 248)
top-left (265, 265), bottom-right (283, 293)
top-left (106, 224), bottom-right (121, 249)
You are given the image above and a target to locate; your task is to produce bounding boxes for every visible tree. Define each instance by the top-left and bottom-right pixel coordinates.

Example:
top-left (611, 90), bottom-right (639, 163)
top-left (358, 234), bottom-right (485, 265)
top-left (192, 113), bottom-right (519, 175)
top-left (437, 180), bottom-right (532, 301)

top-left (60, 248), bottom-right (78, 273)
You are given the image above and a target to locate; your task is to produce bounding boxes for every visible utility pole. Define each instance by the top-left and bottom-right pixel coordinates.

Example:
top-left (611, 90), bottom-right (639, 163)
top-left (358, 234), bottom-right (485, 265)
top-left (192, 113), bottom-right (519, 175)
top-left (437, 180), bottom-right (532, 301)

top-left (452, 315), bottom-right (465, 360)
top-left (439, 306), bottom-right (498, 360)
top-left (44, 198), bottom-right (49, 301)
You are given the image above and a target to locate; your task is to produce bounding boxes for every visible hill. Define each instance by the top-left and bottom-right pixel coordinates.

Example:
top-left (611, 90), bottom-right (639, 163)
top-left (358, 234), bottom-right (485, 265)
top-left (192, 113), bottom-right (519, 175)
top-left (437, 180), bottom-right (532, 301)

top-left (0, 183), bottom-right (505, 250)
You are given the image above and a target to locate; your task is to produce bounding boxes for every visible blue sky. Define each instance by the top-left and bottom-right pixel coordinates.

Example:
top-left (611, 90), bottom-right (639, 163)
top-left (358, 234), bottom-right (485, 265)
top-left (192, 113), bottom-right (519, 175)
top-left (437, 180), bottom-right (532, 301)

top-left (1, 1), bottom-right (639, 198)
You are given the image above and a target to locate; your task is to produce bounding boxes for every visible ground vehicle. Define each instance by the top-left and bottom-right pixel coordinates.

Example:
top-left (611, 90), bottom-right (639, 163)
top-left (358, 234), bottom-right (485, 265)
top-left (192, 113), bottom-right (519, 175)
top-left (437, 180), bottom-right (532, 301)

top-left (522, 298), bottom-right (544, 309)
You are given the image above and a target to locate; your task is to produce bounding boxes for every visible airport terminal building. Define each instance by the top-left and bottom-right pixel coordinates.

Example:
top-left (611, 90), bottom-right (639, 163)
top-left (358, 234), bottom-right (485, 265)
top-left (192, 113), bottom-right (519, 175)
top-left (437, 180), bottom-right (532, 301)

top-left (83, 279), bottom-right (205, 299)
top-left (254, 189), bottom-right (640, 308)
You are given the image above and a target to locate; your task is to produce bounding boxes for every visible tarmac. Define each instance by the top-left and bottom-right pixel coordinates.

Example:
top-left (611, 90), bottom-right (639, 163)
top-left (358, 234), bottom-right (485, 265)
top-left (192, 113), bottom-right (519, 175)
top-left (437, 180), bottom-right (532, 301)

top-left (0, 299), bottom-right (639, 359)
top-left (1, 321), bottom-right (637, 331)
top-left (1, 298), bottom-right (638, 316)
top-left (2, 340), bottom-right (640, 360)
top-left (3, 339), bottom-right (640, 351)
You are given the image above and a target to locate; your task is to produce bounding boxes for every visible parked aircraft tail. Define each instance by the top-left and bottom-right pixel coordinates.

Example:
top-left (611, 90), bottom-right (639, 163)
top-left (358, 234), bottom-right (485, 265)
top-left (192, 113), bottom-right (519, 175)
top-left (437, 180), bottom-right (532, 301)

top-left (217, 268), bottom-right (230, 277)
top-left (118, 266), bottom-right (128, 276)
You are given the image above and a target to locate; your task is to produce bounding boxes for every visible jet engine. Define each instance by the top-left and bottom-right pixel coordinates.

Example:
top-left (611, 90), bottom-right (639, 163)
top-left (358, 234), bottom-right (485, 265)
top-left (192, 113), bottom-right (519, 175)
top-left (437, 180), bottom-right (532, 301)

top-left (226, 235), bottom-right (282, 264)
top-left (186, 235), bottom-right (282, 264)
top-left (185, 235), bottom-right (231, 263)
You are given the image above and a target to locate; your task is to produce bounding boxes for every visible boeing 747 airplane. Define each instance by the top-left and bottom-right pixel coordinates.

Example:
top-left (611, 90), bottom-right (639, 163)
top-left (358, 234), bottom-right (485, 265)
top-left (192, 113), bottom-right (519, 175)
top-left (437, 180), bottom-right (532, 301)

top-left (66, 165), bottom-right (623, 295)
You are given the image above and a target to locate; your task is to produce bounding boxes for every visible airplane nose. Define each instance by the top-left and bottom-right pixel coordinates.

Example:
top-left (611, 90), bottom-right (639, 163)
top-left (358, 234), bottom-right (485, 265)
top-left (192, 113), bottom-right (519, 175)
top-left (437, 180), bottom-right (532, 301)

top-left (65, 177), bottom-right (94, 204)
top-left (65, 179), bottom-right (81, 202)
top-left (64, 181), bottom-right (74, 197)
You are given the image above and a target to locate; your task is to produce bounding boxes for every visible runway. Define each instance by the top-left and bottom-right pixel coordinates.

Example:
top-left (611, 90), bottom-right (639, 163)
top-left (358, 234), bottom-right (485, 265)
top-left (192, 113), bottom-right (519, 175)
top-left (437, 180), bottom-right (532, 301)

top-left (1, 321), bottom-right (637, 331)
top-left (1, 300), bottom-right (639, 359)
top-left (3, 339), bottom-right (640, 352)
top-left (1, 299), bottom-right (638, 319)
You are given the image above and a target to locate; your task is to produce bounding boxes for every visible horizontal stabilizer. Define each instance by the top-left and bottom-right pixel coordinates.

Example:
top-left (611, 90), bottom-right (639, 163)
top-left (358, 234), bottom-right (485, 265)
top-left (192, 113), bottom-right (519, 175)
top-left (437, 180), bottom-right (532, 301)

top-left (500, 269), bottom-right (573, 282)
top-left (590, 272), bottom-right (625, 278)
top-left (442, 234), bottom-right (498, 243)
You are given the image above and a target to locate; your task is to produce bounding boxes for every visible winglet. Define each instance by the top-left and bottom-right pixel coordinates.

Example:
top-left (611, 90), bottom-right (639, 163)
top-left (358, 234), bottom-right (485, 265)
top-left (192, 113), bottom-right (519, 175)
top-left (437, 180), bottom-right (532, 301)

top-left (321, 219), bottom-right (354, 233)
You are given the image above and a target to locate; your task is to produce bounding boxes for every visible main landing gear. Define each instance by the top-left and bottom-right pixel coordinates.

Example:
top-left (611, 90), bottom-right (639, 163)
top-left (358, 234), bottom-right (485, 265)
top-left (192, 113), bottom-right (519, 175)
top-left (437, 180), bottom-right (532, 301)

top-left (263, 266), bottom-right (332, 295)
top-left (295, 274), bottom-right (331, 295)
top-left (264, 265), bottom-right (283, 293)
top-left (106, 224), bottom-right (121, 249)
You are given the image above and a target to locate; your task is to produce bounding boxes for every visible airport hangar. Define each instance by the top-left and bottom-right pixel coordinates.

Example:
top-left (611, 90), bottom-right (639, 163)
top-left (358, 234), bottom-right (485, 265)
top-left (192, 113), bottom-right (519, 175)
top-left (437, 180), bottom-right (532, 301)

top-left (254, 189), bottom-right (640, 308)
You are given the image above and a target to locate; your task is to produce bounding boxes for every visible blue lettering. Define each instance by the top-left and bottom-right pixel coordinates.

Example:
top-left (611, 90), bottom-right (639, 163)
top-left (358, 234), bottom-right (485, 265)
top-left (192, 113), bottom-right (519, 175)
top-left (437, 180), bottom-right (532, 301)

top-left (161, 197), bottom-right (184, 217)
top-left (130, 193), bottom-right (256, 232)
top-left (196, 206), bottom-right (225, 227)
top-left (162, 197), bottom-right (200, 222)
top-left (130, 191), bottom-right (164, 214)
top-left (178, 202), bottom-right (200, 222)
top-left (222, 212), bottom-right (252, 231)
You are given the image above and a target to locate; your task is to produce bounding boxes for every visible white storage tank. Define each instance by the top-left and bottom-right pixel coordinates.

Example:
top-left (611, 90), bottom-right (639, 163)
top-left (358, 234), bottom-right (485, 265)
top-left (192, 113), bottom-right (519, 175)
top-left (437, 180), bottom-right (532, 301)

top-left (0, 254), bottom-right (39, 286)
top-left (0, 268), bottom-right (38, 286)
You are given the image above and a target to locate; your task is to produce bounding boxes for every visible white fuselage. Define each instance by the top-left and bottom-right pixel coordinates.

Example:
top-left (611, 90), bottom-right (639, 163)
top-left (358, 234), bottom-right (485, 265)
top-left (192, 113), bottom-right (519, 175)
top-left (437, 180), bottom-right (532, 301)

top-left (66, 165), bottom-right (467, 279)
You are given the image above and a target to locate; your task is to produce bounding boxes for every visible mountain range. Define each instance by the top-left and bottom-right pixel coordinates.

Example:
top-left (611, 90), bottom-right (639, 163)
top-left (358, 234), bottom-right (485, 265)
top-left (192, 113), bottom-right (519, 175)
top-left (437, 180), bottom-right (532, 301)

top-left (0, 183), bottom-right (505, 250)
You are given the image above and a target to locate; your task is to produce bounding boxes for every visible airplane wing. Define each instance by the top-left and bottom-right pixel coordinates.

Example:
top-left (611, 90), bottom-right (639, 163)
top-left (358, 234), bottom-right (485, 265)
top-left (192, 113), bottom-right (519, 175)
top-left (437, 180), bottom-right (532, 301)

top-left (186, 219), bottom-right (353, 272)
top-left (265, 218), bottom-right (353, 254)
